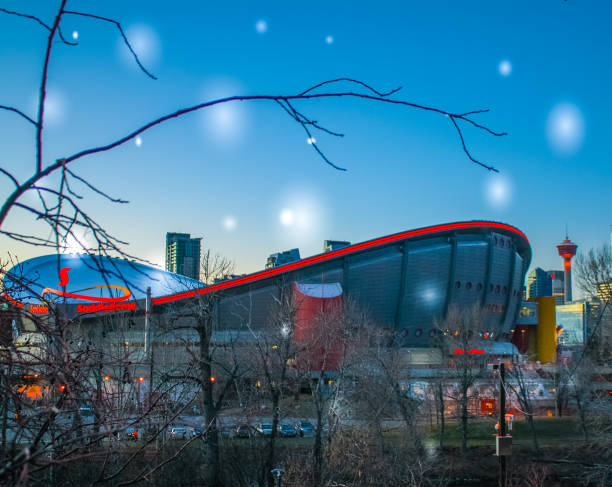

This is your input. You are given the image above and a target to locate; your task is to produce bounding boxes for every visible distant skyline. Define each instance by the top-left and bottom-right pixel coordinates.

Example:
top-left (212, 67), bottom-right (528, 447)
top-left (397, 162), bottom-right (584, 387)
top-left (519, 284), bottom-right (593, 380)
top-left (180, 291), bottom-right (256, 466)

top-left (1, 1), bottom-right (611, 284)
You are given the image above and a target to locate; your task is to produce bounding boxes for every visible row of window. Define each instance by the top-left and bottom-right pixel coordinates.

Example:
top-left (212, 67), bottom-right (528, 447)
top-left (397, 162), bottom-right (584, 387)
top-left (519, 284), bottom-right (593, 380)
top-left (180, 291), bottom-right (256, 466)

top-left (402, 328), bottom-right (436, 338)
top-left (486, 303), bottom-right (505, 313)
top-left (454, 281), bottom-right (520, 297)
top-left (493, 236), bottom-right (512, 248)
top-left (401, 327), bottom-right (499, 339)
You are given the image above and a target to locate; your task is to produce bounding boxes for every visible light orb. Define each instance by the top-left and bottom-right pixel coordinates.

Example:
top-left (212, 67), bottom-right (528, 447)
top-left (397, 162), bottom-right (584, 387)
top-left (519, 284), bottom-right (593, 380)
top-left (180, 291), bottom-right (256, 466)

top-left (546, 102), bottom-right (585, 156)
top-left (222, 216), bottom-right (237, 231)
top-left (484, 174), bottom-right (513, 210)
top-left (498, 59), bottom-right (512, 77)
top-left (255, 20), bottom-right (268, 34)
top-left (280, 209), bottom-right (294, 226)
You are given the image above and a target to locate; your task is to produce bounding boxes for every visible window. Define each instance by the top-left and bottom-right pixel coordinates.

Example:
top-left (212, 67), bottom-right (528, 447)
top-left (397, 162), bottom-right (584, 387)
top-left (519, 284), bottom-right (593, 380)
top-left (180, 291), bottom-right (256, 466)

top-left (466, 282), bottom-right (472, 290)
top-left (415, 328), bottom-right (423, 337)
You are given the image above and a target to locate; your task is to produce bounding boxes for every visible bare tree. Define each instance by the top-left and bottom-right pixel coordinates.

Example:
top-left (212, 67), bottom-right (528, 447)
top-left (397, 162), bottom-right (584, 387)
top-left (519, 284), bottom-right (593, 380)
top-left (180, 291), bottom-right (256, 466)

top-left (435, 305), bottom-right (488, 454)
top-left (575, 244), bottom-right (612, 363)
top-left (157, 250), bottom-right (242, 487)
top-left (246, 281), bottom-right (301, 487)
top-left (359, 327), bottom-right (424, 454)
top-left (505, 358), bottom-right (539, 452)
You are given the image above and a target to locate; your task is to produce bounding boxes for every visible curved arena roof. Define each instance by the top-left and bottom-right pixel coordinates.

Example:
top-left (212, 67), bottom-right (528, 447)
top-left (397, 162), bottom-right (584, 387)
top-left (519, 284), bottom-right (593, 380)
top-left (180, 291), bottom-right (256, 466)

top-left (3, 254), bottom-right (201, 310)
top-left (3, 221), bottom-right (530, 344)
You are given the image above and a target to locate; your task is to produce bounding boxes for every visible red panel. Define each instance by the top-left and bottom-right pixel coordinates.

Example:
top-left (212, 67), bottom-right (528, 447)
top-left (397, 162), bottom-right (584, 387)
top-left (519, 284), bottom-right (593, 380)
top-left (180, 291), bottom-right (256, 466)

top-left (511, 324), bottom-right (531, 354)
top-left (293, 283), bottom-right (344, 371)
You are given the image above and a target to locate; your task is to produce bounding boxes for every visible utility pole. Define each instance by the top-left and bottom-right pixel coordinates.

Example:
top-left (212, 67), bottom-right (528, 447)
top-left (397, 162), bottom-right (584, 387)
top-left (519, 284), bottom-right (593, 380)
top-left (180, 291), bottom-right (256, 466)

top-left (498, 362), bottom-right (506, 487)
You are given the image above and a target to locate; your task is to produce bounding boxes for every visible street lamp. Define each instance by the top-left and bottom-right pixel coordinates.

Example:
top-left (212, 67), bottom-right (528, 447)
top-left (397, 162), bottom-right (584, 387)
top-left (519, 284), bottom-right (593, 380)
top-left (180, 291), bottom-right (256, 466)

top-left (271, 468), bottom-right (284, 487)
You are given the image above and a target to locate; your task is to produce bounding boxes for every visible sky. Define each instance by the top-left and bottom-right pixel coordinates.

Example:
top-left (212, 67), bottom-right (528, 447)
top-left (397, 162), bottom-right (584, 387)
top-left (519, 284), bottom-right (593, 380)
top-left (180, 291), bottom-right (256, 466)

top-left (1, 0), bottom-right (611, 284)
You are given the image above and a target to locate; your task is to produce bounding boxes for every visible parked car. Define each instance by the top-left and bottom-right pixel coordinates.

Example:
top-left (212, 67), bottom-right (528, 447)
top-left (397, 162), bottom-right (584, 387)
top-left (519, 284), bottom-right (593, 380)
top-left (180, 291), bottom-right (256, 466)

top-left (278, 423), bottom-right (297, 438)
top-left (235, 424), bottom-right (254, 438)
top-left (123, 427), bottom-right (139, 440)
top-left (255, 423), bottom-right (274, 437)
top-left (192, 426), bottom-right (204, 437)
top-left (169, 426), bottom-right (191, 439)
top-left (79, 405), bottom-right (93, 415)
top-left (296, 420), bottom-right (314, 437)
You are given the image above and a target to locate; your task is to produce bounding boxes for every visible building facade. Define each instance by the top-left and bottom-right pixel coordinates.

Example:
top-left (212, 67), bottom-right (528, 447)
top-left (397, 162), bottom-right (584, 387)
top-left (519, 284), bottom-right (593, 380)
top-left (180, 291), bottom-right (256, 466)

top-left (527, 267), bottom-right (552, 299)
top-left (165, 232), bottom-right (202, 281)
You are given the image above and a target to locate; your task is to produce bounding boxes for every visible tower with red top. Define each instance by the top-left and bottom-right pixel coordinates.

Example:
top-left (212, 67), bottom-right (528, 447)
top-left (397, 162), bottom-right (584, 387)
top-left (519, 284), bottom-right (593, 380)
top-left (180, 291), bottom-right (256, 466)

top-left (556, 234), bottom-right (578, 303)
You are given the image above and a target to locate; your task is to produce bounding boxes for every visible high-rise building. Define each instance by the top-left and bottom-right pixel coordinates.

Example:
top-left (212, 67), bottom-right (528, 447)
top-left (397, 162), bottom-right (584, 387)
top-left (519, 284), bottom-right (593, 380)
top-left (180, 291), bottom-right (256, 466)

top-left (165, 233), bottom-right (202, 281)
top-left (266, 248), bottom-right (300, 269)
top-left (547, 270), bottom-right (565, 304)
top-left (527, 267), bottom-right (552, 299)
top-left (323, 240), bottom-right (351, 253)
top-left (557, 235), bottom-right (578, 303)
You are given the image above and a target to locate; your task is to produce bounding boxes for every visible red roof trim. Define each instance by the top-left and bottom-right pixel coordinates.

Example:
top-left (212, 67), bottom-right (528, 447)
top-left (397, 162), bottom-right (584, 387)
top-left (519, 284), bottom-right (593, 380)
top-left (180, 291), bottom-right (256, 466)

top-left (152, 221), bottom-right (529, 306)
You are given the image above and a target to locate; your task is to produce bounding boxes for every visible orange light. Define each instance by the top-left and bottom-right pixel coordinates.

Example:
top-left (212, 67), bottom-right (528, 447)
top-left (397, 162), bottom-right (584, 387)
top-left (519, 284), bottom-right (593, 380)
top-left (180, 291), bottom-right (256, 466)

top-left (59, 385), bottom-right (66, 391)
top-left (138, 376), bottom-right (144, 382)
top-left (104, 376), bottom-right (110, 381)
top-left (210, 376), bottom-right (216, 382)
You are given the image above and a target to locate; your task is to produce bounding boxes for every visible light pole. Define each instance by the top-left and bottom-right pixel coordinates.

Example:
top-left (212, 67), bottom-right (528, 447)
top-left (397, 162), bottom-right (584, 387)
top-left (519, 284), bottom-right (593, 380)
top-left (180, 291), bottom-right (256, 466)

top-left (493, 363), bottom-right (511, 487)
top-left (271, 467), bottom-right (284, 487)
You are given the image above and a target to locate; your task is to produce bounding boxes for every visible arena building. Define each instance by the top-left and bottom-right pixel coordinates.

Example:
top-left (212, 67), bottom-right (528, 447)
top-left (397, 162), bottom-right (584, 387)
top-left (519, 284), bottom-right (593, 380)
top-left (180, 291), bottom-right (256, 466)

top-left (3, 220), bottom-right (531, 348)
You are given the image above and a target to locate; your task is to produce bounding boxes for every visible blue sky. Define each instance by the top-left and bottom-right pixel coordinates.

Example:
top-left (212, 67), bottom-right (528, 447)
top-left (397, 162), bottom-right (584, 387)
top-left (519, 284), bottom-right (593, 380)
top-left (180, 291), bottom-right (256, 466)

top-left (1, 0), bottom-right (611, 280)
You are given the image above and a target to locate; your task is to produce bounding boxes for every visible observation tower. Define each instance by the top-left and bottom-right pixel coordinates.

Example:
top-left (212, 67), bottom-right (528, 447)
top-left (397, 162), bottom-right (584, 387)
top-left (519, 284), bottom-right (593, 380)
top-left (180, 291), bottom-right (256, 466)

top-left (556, 235), bottom-right (578, 302)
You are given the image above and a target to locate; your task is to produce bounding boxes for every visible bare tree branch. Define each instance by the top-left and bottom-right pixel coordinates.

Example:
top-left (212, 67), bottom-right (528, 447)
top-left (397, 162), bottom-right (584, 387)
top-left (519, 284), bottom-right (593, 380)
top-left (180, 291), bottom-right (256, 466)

top-left (0, 7), bottom-right (76, 45)
top-left (62, 10), bottom-right (157, 80)
top-left (0, 168), bottom-right (19, 187)
top-left (0, 105), bottom-right (37, 125)
top-left (35, 0), bottom-right (68, 174)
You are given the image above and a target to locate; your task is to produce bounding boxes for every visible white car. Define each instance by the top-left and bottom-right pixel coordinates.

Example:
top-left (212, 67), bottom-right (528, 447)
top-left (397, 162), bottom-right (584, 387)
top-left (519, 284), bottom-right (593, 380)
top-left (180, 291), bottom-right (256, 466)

top-left (169, 426), bottom-right (191, 439)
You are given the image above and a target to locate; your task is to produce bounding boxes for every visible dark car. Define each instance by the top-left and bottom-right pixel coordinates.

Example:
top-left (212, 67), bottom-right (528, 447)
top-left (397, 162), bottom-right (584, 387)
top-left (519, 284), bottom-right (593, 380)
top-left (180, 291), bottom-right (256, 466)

top-left (256, 423), bottom-right (274, 437)
top-left (235, 424), bottom-right (253, 438)
top-left (279, 423), bottom-right (297, 438)
top-left (296, 420), bottom-right (314, 437)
